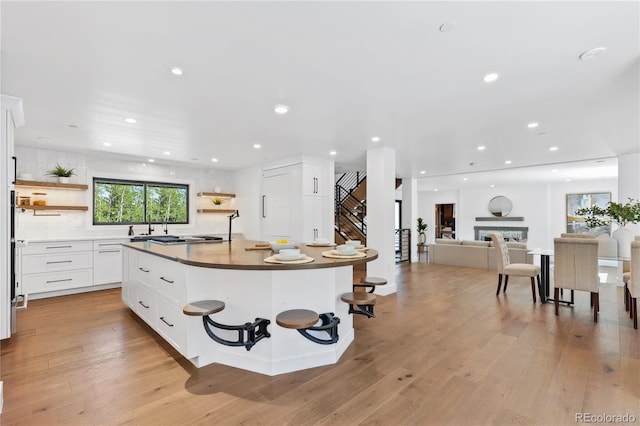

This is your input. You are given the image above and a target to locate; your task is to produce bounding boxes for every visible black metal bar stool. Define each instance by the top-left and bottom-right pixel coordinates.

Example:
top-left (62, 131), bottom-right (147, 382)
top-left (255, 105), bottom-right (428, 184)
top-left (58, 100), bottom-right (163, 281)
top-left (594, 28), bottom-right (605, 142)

top-left (276, 309), bottom-right (340, 345)
top-left (183, 300), bottom-right (270, 351)
top-left (353, 276), bottom-right (387, 294)
top-left (340, 292), bottom-right (376, 318)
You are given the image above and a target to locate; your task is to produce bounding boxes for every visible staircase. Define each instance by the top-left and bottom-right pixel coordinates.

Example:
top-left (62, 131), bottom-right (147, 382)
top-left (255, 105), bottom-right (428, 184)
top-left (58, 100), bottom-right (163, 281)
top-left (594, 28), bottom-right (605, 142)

top-left (334, 172), bottom-right (367, 245)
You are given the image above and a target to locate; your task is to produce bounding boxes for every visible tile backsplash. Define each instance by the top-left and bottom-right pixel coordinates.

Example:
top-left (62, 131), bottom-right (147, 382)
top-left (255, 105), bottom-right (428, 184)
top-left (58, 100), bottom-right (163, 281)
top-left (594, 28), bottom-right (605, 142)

top-left (15, 146), bottom-right (238, 240)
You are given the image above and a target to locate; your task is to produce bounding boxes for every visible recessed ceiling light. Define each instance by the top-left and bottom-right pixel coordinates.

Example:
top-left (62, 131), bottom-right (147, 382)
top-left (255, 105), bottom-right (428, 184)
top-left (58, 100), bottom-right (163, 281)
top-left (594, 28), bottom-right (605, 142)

top-left (527, 122), bottom-right (539, 129)
top-left (163, 151), bottom-right (171, 155)
top-left (439, 21), bottom-right (456, 32)
top-left (124, 118), bottom-right (137, 124)
top-left (579, 47), bottom-right (606, 60)
top-left (211, 158), bottom-right (219, 162)
top-left (103, 142), bottom-right (111, 147)
top-left (329, 151), bottom-right (337, 156)
top-left (477, 146), bottom-right (486, 151)
top-left (420, 170), bottom-right (426, 175)
top-left (505, 160), bottom-right (512, 165)
top-left (273, 104), bottom-right (290, 114)
top-left (148, 159), bottom-right (155, 162)
top-left (549, 146), bottom-right (559, 151)
top-left (566, 178), bottom-right (572, 182)
top-left (490, 184), bottom-right (495, 188)
top-left (552, 169), bottom-right (558, 173)
top-left (371, 136), bottom-right (380, 142)
top-left (170, 67), bottom-right (183, 75)
top-left (483, 73), bottom-right (499, 83)
top-left (253, 144), bottom-right (261, 149)
top-left (434, 189), bottom-right (439, 192)
top-left (463, 177), bottom-right (469, 181)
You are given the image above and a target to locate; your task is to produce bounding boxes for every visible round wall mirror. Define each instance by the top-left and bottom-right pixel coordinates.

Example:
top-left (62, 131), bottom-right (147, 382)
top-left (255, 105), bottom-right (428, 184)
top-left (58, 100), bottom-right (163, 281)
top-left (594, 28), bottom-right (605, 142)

top-left (488, 196), bottom-right (513, 217)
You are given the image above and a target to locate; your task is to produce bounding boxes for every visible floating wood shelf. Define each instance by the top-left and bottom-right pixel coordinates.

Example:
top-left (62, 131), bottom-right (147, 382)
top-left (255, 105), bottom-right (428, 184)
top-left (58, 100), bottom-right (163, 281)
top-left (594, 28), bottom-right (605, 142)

top-left (197, 192), bottom-right (236, 198)
top-left (16, 180), bottom-right (88, 190)
top-left (197, 209), bottom-right (237, 214)
top-left (20, 205), bottom-right (89, 211)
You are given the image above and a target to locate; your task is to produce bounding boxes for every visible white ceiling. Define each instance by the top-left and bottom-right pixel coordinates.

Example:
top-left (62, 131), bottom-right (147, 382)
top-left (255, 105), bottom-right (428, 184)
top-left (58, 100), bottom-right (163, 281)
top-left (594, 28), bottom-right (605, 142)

top-left (1, 1), bottom-right (638, 191)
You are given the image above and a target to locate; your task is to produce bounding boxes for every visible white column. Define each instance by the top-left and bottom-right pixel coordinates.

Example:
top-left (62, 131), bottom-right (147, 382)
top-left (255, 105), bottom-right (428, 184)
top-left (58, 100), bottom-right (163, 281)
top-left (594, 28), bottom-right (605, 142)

top-left (366, 147), bottom-right (397, 295)
top-left (618, 153), bottom-right (640, 235)
top-left (402, 177), bottom-right (419, 262)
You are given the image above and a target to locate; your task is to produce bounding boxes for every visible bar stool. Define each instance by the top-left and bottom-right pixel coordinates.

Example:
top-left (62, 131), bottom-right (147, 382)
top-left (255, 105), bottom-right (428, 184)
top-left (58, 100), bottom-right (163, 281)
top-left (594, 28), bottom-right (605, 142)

top-left (276, 309), bottom-right (340, 345)
top-left (341, 292), bottom-right (376, 318)
top-left (183, 300), bottom-right (270, 351)
top-left (353, 276), bottom-right (387, 294)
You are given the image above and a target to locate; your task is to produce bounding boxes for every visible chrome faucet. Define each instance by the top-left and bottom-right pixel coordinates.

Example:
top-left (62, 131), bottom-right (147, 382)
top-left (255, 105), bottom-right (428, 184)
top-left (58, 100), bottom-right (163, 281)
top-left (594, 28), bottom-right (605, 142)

top-left (147, 217), bottom-right (154, 235)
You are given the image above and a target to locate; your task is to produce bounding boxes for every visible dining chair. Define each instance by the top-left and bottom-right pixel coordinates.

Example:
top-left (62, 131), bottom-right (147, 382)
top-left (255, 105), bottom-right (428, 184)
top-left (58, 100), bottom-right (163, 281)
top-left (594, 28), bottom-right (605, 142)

top-left (490, 233), bottom-right (541, 302)
top-left (553, 237), bottom-right (600, 322)
top-left (560, 233), bottom-right (595, 239)
top-left (623, 236), bottom-right (640, 315)
top-left (627, 240), bottom-right (640, 329)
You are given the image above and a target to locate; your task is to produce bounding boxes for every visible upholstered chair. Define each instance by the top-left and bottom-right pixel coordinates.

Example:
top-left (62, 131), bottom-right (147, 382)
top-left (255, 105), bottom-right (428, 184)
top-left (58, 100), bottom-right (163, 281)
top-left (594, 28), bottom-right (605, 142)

top-left (627, 241), bottom-right (640, 329)
top-left (490, 233), bottom-right (541, 302)
top-left (623, 236), bottom-right (640, 314)
top-left (560, 233), bottom-right (595, 239)
top-left (553, 237), bottom-right (600, 322)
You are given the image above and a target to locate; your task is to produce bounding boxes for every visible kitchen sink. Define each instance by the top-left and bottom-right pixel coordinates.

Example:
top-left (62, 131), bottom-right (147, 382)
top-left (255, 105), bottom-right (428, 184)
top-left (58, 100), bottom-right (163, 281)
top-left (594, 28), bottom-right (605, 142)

top-left (130, 235), bottom-right (224, 245)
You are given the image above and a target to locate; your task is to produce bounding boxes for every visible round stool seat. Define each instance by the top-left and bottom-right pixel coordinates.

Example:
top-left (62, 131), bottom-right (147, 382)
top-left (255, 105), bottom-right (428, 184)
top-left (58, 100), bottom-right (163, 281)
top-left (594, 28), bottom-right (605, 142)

top-left (183, 300), bottom-right (225, 316)
top-left (341, 292), bottom-right (376, 305)
top-left (276, 309), bottom-right (319, 329)
top-left (359, 276), bottom-right (387, 286)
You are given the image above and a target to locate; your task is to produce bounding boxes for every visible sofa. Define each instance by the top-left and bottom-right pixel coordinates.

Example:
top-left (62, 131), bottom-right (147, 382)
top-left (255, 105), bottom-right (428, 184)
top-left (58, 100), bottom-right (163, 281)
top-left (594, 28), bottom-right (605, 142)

top-left (429, 239), bottom-right (532, 270)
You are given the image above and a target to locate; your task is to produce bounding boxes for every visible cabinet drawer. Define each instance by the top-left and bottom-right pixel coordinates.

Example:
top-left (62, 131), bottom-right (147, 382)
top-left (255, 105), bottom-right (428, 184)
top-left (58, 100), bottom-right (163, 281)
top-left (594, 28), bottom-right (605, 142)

top-left (135, 284), bottom-right (157, 327)
top-left (156, 296), bottom-right (185, 352)
top-left (22, 251), bottom-right (92, 274)
top-left (93, 239), bottom-right (126, 250)
top-left (136, 254), bottom-right (156, 287)
top-left (93, 248), bottom-right (123, 285)
top-left (155, 266), bottom-right (186, 304)
top-left (22, 269), bottom-right (92, 294)
top-left (22, 240), bottom-right (93, 255)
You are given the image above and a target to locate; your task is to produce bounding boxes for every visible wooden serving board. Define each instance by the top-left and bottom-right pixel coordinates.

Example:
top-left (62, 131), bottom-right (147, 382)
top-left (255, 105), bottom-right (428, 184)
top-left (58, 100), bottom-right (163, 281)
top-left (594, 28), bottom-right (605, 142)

top-left (245, 246), bottom-right (272, 251)
top-left (264, 255), bottom-right (315, 264)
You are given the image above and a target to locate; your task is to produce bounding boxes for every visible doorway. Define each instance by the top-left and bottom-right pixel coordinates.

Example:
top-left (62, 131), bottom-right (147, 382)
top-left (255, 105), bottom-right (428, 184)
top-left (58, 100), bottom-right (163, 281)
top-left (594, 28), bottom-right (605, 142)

top-left (435, 203), bottom-right (455, 239)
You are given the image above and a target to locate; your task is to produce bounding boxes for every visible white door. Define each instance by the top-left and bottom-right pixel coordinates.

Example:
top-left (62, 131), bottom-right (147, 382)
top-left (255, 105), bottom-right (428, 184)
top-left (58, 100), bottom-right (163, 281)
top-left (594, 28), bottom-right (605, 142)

top-left (262, 172), bottom-right (291, 241)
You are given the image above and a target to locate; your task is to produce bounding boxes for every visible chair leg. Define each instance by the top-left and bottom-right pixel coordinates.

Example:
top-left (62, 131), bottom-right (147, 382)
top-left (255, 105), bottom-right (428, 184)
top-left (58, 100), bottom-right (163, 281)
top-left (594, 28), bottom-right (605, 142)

top-left (625, 284), bottom-right (629, 311)
top-left (503, 275), bottom-right (509, 293)
top-left (530, 277), bottom-right (536, 303)
top-left (634, 298), bottom-right (638, 330)
top-left (593, 293), bottom-right (599, 323)
top-left (536, 275), bottom-right (542, 303)
top-left (496, 274), bottom-right (502, 296)
top-left (554, 288), bottom-right (559, 316)
top-left (590, 293), bottom-right (594, 307)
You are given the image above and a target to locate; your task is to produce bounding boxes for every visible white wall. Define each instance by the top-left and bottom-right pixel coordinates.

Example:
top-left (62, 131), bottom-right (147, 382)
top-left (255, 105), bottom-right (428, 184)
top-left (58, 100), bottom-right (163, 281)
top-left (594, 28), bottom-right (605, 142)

top-left (15, 147), bottom-right (239, 240)
top-left (418, 178), bottom-right (617, 249)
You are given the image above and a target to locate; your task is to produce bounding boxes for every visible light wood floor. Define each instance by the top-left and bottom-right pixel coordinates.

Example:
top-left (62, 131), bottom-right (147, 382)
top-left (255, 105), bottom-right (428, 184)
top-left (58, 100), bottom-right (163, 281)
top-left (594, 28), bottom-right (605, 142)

top-left (1, 262), bottom-right (639, 425)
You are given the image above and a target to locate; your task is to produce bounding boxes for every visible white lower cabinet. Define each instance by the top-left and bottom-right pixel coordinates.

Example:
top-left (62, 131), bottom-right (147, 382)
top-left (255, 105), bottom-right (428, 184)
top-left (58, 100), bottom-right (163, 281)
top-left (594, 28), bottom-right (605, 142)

top-left (93, 239), bottom-right (126, 285)
top-left (22, 269), bottom-right (92, 293)
top-left (122, 248), bottom-right (188, 356)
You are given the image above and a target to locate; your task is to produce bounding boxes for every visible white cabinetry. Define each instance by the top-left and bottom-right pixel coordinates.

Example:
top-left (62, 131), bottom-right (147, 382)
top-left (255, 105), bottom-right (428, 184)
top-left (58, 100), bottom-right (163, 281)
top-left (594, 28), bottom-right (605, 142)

top-left (93, 239), bottom-right (126, 285)
top-left (122, 249), bottom-right (187, 353)
top-left (21, 240), bottom-right (93, 294)
top-left (261, 157), bottom-right (333, 243)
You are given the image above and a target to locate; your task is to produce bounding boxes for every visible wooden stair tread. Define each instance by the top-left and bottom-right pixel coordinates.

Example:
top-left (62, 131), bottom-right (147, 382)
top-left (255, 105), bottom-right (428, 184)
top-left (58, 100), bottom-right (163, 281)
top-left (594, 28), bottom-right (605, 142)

top-left (276, 309), bottom-right (319, 329)
top-left (183, 300), bottom-right (225, 316)
top-left (341, 292), bottom-right (376, 305)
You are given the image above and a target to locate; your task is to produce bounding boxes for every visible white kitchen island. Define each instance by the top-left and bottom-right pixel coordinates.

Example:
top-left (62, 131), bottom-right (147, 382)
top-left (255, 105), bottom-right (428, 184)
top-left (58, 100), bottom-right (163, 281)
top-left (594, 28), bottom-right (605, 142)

top-left (121, 240), bottom-right (377, 376)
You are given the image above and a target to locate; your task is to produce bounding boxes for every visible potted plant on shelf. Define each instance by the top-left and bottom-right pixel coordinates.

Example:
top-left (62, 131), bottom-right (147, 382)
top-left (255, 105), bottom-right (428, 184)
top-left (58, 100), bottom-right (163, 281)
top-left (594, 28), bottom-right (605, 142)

top-left (417, 217), bottom-right (428, 245)
top-left (46, 164), bottom-right (75, 183)
top-left (212, 197), bottom-right (226, 208)
top-left (576, 198), bottom-right (640, 257)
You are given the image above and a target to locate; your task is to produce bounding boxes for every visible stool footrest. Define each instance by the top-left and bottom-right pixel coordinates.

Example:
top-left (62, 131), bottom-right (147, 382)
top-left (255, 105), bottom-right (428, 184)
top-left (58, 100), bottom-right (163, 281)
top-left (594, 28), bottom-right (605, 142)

top-left (297, 313), bottom-right (340, 345)
top-left (347, 303), bottom-right (376, 318)
top-left (202, 316), bottom-right (271, 351)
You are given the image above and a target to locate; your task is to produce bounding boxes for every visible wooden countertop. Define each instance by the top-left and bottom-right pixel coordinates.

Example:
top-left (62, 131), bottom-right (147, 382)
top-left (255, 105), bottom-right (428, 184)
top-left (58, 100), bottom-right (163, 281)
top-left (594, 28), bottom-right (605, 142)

top-left (122, 240), bottom-right (378, 270)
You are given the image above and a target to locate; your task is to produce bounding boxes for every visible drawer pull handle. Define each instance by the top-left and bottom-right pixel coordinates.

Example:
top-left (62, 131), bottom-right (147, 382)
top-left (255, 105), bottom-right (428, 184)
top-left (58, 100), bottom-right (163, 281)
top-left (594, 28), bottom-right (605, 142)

top-left (138, 267), bottom-right (150, 273)
top-left (46, 278), bottom-right (72, 284)
top-left (138, 301), bottom-right (149, 309)
top-left (98, 243), bottom-right (121, 246)
top-left (160, 317), bottom-right (174, 327)
top-left (46, 260), bottom-right (73, 264)
top-left (98, 250), bottom-right (120, 253)
top-left (160, 277), bottom-right (174, 284)
top-left (46, 245), bottom-right (73, 249)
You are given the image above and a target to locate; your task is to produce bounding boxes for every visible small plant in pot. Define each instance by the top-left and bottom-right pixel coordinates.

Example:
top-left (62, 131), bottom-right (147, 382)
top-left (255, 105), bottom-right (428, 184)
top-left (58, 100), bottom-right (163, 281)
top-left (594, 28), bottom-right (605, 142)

top-left (46, 164), bottom-right (75, 183)
top-left (417, 217), bottom-right (428, 244)
top-left (212, 197), bottom-right (226, 207)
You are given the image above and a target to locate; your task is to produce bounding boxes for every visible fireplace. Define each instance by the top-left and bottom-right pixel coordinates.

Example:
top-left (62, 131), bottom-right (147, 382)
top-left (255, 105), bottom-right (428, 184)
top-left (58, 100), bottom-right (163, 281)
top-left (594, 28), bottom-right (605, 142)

top-left (474, 226), bottom-right (528, 242)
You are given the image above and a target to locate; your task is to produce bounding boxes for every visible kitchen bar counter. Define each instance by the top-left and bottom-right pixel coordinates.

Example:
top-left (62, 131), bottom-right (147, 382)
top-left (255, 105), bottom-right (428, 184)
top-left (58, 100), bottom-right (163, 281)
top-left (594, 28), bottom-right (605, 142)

top-left (122, 239), bottom-right (378, 269)
top-left (121, 241), bottom-right (378, 376)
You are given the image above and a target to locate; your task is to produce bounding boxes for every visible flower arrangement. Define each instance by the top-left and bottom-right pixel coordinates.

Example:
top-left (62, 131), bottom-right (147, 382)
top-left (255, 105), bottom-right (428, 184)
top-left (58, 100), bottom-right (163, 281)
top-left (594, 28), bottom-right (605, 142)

top-left (576, 198), bottom-right (640, 228)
